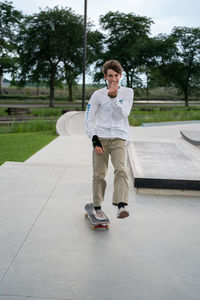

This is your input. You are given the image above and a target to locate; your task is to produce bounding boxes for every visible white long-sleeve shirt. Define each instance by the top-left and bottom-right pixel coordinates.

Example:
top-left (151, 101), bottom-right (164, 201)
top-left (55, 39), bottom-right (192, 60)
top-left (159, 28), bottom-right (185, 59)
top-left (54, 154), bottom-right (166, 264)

top-left (85, 86), bottom-right (134, 143)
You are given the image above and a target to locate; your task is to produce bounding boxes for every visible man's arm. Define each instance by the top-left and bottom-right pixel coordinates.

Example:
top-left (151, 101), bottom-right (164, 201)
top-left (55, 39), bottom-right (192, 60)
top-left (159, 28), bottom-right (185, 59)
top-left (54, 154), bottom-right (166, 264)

top-left (85, 92), bottom-right (98, 139)
top-left (110, 88), bottom-right (134, 118)
top-left (85, 92), bottom-right (105, 154)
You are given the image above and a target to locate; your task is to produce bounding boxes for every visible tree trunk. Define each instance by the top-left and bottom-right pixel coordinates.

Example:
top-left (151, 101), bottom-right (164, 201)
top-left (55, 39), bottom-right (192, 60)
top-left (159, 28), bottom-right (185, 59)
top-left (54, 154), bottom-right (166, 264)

top-left (36, 83), bottom-right (39, 97)
top-left (49, 72), bottom-right (55, 107)
top-left (130, 74), bottom-right (133, 88)
top-left (184, 88), bottom-right (189, 107)
top-left (67, 82), bottom-right (73, 101)
top-left (146, 85), bottom-right (149, 99)
top-left (64, 65), bottom-right (74, 102)
top-left (146, 72), bottom-right (149, 99)
top-left (126, 72), bottom-right (130, 87)
top-left (0, 74), bottom-right (3, 96)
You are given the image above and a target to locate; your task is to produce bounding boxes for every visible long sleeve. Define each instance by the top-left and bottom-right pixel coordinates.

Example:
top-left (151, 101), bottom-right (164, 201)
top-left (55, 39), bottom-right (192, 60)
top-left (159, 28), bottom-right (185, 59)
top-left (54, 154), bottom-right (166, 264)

top-left (85, 92), bottom-right (99, 139)
top-left (111, 88), bottom-right (134, 119)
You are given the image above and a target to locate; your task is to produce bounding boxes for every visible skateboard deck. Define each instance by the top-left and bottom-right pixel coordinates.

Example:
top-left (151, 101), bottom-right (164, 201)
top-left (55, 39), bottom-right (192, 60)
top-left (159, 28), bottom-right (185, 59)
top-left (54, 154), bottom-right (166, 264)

top-left (84, 203), bottom-right (110, 230)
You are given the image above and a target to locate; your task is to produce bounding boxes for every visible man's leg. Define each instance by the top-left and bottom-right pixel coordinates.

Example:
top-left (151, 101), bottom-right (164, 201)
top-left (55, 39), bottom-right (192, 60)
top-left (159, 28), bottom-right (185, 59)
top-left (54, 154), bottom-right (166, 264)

top-left (92, 138), bottom-right (109, 208)
top-left (110, 138), bottom-right (129, 207)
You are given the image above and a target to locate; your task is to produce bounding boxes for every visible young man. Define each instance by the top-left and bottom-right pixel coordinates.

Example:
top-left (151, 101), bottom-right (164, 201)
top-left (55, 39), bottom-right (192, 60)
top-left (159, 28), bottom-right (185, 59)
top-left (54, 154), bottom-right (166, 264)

top-left (85, 60), bottom-right (134, 219)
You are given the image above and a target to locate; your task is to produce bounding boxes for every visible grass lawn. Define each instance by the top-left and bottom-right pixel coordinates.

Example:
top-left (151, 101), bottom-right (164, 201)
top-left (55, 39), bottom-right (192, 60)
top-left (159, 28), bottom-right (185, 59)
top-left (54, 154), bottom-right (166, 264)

top-left (0, 106), bottom-right (82, 117)
top-left (0, 130), bottom-right (57, 166)
top-left (129, 106), bottom-right (200, 126)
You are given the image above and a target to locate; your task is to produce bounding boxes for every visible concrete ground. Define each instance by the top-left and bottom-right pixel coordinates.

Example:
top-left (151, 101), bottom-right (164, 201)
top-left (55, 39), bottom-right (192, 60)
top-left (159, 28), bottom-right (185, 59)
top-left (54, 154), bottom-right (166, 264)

top-left (0, 113), bottom-right (200, 300)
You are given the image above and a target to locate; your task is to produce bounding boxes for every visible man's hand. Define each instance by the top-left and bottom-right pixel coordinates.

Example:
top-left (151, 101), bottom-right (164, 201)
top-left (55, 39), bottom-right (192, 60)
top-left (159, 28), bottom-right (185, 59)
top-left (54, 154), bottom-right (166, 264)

top-left (108, 82), bottom-right (118, 98)
top-left (95, 146), bottom-right (105, 154)
top-left (92, 135), bottom-right (105, 154)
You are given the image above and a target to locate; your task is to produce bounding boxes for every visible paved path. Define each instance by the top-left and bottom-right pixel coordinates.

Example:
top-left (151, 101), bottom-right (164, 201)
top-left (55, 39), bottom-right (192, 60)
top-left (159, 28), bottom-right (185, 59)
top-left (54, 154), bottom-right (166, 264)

top-left (0, 113), bottom-right (200, 299)
top-left (0, 103), bottom-right (82, 108)
top-left (1, 100), bottom-right (200, 108)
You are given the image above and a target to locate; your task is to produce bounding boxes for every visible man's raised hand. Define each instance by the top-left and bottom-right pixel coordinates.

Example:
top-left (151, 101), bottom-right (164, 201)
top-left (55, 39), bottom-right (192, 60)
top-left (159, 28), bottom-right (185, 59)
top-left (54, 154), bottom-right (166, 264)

top-left (108, 82), bottom-right (118, 98)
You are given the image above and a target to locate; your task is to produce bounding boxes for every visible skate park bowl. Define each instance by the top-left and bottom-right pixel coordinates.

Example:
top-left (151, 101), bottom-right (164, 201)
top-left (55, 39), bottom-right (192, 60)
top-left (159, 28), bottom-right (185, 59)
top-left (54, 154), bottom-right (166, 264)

top-left (56, 111), bottom-right (85, 136)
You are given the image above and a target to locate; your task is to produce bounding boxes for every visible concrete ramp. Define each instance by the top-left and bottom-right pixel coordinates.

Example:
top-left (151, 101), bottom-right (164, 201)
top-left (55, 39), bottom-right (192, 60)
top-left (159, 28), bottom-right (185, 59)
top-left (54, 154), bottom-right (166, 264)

top-left (56, 111), bottom-right (85, 136)
top-left (181, 130), bottom-right (200, 145)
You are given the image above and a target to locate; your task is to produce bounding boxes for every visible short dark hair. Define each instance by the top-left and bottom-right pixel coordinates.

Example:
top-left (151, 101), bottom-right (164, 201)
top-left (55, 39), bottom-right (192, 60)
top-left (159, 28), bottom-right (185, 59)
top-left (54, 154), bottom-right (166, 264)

top-left (102, 60), bottom-right (122, 75)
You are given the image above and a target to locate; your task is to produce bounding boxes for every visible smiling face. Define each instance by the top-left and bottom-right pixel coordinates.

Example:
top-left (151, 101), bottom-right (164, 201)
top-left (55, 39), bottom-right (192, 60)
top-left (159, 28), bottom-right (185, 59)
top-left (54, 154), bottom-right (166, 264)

top-left (104, 69), bottom-right (122, 89)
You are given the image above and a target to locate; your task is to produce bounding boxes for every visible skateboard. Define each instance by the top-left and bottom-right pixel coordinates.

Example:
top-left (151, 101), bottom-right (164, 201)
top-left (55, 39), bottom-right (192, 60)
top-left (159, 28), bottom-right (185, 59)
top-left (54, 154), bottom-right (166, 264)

top-left (84, 203), bottom-right (110, 230)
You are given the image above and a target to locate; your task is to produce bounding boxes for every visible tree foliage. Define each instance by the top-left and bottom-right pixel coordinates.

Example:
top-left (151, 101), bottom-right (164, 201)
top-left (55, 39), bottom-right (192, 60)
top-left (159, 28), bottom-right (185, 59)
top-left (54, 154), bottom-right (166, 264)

top-left (98, 11), bottom-right (153, 87)
top-left (18, 7), bottom-right (82, 106)
top-left (152, 28), bottom-right (200, 106)
top-left (1, 3), bottom-right (200, 106)
top-left (17, 6), bottom-right (103, 105)
top-left (0, 0), bottom-right (22, 94)
top-left (171, 27), bottom-right (200, 106)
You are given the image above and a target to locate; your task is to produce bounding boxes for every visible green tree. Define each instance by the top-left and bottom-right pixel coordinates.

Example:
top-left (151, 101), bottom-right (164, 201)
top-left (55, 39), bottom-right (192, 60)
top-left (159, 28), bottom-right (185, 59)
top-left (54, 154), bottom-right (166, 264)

top-left (141, 34), bottom-right (177, 97)
top-left (98, 11), bottom-right (153, 87)
top-left (153, 28), bottom-right (200, 106)
top-left (0, 0), bottom-right (22, 95)
top-left (63, 29), bottom-right (104, 101)
top-left (18, 7), bottom-right (78, 106)
top-left (18, 7), bottom-right (104, 104)
top-left (171, 27), bottom-right (200, 106)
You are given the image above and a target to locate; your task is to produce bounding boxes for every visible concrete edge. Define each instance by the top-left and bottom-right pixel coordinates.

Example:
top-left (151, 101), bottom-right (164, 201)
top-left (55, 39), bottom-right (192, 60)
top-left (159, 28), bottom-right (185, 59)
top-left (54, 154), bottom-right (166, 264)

top-left (180, 130), bottom-right (200, 146)
top-left (135, 188), bottom-right (200, 197)
top-left (127, 141), bottom-right (200, 197)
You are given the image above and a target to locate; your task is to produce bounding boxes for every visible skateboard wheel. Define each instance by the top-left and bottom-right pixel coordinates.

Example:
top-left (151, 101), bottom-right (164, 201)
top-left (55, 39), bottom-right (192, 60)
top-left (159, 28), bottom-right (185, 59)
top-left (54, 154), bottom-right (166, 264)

top-left (106, 225), bottom-right (109, 230)
top-left (84, 213), bottom-right (88, 218)
top-left (91, 225), bottom-right (95, 230)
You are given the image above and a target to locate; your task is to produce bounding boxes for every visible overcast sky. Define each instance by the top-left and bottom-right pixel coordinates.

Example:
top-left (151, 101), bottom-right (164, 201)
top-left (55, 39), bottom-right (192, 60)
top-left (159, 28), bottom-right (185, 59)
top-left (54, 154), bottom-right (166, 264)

top-left (11, 0), bottom-right (200, 36)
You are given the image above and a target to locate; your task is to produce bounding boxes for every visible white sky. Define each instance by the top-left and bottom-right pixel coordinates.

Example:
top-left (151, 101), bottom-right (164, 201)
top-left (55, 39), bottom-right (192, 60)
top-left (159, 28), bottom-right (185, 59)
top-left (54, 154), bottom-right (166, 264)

top-left (11, 0), bottom-right (200, 36)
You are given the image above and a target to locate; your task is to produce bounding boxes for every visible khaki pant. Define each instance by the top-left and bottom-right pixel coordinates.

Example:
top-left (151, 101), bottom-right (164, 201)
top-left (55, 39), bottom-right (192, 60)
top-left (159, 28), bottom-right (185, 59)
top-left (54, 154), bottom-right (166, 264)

top-left (92, 138), bottom-right (129, 207)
